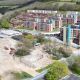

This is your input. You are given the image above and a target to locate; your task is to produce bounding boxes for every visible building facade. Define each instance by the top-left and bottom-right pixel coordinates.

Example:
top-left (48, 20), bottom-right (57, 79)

top-left (10, 11), bottom-right (79, 32)
top-left (60, 24), bottom-right (80, 46)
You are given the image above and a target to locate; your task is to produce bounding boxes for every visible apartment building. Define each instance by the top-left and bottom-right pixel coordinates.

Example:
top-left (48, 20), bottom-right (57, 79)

top-left (27, 10), bottom-right (57, 14)
top-left (10, 11), bottom-right (79, 32)
top-left (60, 24), bottom-right (80, 46)
top-left (23, 17), bottom-right (55, 32)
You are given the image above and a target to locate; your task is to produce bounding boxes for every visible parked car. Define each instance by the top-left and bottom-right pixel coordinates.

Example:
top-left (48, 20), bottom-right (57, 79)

top-left (35, 43), bottom-right (40, 46)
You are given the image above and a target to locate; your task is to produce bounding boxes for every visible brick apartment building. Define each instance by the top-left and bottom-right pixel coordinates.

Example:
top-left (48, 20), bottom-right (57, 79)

top-left (10, 11), bottom-right (79, 32)
top-left (60, 24), bottom-right (80, 46)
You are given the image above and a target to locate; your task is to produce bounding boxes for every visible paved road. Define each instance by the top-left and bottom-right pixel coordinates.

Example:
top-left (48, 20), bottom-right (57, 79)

top-left (23, 70), bottom-right (47, 80)
top-left (31, 70), bottom-right (47, 80)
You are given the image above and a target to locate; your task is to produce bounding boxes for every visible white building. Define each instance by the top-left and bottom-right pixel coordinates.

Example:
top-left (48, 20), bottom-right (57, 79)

top-left (27, 10), bottom-right (57, 14)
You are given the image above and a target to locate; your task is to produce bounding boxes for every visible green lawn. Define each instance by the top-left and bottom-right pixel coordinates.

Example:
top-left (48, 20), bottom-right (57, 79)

top-left (36, 64), bottom-right (52, 73)
top-left (11, 71), bottom-right (33, 79)
top-left (53, 28), bottom-right (60, 32)
top-left (70, 64), bottom-right (80, 75)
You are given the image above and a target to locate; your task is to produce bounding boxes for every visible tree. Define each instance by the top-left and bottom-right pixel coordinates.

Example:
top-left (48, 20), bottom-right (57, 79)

top-left (53, 3), bottom-right (59, 10)
top-left (43, 40), bottom-right (63, 59)
top-left (14, 34), bottom-right (34, 57)
top-left (58, 47), bottom-right (72, 57)
top-left (45, 61), bottom-right (69, 80)
top-left (44, 40), bottom-right (58, 52)
top-left (24, 34), bottom-right (34, 40)
top-left (15, 48), bottom-right (30, 57)
top-left (22, 38), bottom-right (33, 49)
top-left (59, 3), bottom-right (75, 11)
top-left (0, 19), bottom-right (10, 29)
top-left (66, 55), bottom-right (75, 67)
top-left (68, 55), bottom-right (80, 75)
top-left (36, 34), bottom-right (46, 43)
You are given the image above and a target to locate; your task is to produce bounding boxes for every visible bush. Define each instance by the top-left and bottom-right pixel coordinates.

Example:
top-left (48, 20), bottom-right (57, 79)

top-left (66, 55), bottom-right (75, 67)
top-left (0, 19), bottom-right (10, 29)
top-left (44, 43), bottom-right (72, 59)
top-left (36, 34), bottom-right (46, 44)
top-left (76, 1), bottom-right (80, 5)
top-left (68, 55), bottom-right (80, 75)
top-left (70, 64), bottom-right (80, 75)
top-left (24, 34), bottom-right (34, 40)
top-left (15, 48), bottom-right (30, 57)
top-left (39, 0), bottom-right (60, 2)
top-left (58, 47), bottom-right (72, 57)
top-left (45, 61), bottom-right (69, 80)
top-left (59, 3), bottom-right (75, 11)
top-left (67, 55), bottom-right (80, 67)
top-left (11, 71), bottom-right (32, 80)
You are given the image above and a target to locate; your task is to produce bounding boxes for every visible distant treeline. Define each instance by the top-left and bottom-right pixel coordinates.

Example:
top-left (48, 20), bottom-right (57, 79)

top-left (0, 0), bottom-right (36, 14)
top-left (59, 4), bottom-right (80, 11)
top-left (39, 0), bottom-right (76, 2)
top-left (76, 1), bottom-right (80, 4)
top-left (0, 7), bottom-right (9, 14)
top-left (33, 3), bottom-right (80, 11)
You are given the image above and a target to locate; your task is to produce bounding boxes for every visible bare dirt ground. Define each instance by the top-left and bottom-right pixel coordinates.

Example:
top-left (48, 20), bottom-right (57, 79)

top-left (0, 37), bottom-right (53, 80)
top-left (0, 37), bottom-right (38, 79)
top-left (21, 45), bottom-right (53, 70)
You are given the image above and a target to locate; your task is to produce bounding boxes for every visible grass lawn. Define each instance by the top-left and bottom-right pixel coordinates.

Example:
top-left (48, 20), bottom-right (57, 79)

top-left (70, 64), bottom-right (80, 75)
top-left (11, 71), bottom-right (33, 79)
top-left (36, 64), bottom-right (52, 73)
top-left (53, 28), bottom-right (60, 32)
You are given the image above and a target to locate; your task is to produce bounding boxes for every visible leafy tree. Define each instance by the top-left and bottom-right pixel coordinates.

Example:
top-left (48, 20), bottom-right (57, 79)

top-left (0, 19), bottom-right (10, 29)
top-left (53, 3), bottom-right (59, 10)
top-left (22, 38), bottom-right (33, 49)
top-left (15, 48), bottom-right (30, 57)
top-left (44, 40), bottom-right (64, 59)
top-left (36, 34), bottom-right (46, 43)
top-left (39, 0), bottom-right (60, 2)
top-left (58, 47), bottom-right (72, 57)
top-left (59, 3), bottom-right (76, 11)
top-left (76, 0), bottom-right (80, 5)
top-left (9, 11), bottom-right (20, 19)
top-left (67, 55), bottom-right (80, 67)
top-left (68, 55), bottom-right (80, 75)
top-left (24, 34), bottom-right (34, 40)
top-left (14, 34), bottom-right (34, 57)
top-left (66, 55), bottom-right (75, 67)
top-left (45, 61), bottom-right (69, 80)
top-left (16, 35), bottom-right (33, 49)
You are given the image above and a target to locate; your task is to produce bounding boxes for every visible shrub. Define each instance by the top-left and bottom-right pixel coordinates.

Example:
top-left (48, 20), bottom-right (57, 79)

top-left (70, 64), bottom-right (80, 75)
top-left (58, 47), bottom-right (72, 57)
top-left (68, 55), bottom-right (80, 75)
top-left (76, 1), bottom-right (80, 5)
top-left (45, 61), bottom-right (69, 80)
top-left (36, 34), bottom-right (46, 44)
top-left (0, 19), bottom-right (10, 29)
top-left (15, 48), bottom-right (30, 57)
top-left (11, 71), bottom-right (32, 80)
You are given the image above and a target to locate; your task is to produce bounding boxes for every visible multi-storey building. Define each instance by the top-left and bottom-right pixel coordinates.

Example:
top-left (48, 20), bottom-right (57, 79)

top-left (10, 11), bottom-right (79, 32)
top-left (60, 24), bottom-right (80, 47)
top-left (10, 13), bottom-right (60, 32)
